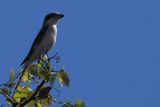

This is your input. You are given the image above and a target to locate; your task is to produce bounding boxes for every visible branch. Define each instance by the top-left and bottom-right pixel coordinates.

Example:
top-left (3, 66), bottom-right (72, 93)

top-left (20, 80), bottom-right (45, 106)
top-left (0, 72), bottom-right (21, 88)
top-left (48, 52), bottom-right (60, 63)
top-left (13, 65), bottom-right (28, 97)
top-left (0, 89), bottom-right (17, 105)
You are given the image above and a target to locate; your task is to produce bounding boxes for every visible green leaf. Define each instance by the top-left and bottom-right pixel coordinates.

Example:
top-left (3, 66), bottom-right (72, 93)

top-left (38, 69), bottom-right (50, 82)
top-left (7, 98), bottom-right (11, 105)
top-left (29, 64), bottom-right (38, 75)
top-left (38, 61), bottom-right (45, 68)
top-left (25, 84), bottom-right (32, 92)
top-left (9, 68), bottom-right (15, 81)
top-left (50, 73), bottom-right (56, 85)
top-left (13, 86), bottom-right (32, 102)
top-left (58, 69), bottom-right (70, 87)
top-left (1, 88), bottom-right (9, 95)
top-left (47, 61), bottom-right (52, 68)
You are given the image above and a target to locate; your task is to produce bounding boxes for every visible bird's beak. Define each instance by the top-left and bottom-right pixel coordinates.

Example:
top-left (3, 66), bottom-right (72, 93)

top-left (59, 14), bottom-right (64, 18)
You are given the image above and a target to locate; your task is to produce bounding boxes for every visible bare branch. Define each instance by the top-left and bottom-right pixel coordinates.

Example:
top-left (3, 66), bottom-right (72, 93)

top-left (0, 89), bottom-right (17, 105)
top-left (48, 52), bottom-right (60, 63)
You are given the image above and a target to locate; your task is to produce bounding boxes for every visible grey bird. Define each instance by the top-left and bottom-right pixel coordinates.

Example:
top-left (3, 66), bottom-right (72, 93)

top-left (14, 12), bottom-right (64, 92)
top-left (21, 12), bottom-right (64, 67)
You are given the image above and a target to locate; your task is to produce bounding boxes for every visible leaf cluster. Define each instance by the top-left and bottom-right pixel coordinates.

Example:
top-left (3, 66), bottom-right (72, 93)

top-left (0, 56), bottom-right (85, 107)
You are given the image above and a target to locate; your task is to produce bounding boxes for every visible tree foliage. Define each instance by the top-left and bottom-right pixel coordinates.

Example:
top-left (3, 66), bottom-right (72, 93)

top-left (0, 54), bottom-right (85, 107)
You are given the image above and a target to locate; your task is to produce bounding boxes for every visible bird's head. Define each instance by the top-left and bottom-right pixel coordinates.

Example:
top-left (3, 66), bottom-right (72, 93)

top-left (43, 12), bottom-right (64, 26)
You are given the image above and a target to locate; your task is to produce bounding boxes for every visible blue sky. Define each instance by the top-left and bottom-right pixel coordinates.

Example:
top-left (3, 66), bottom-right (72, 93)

top-left (0, 0), bottom-right (160, 107)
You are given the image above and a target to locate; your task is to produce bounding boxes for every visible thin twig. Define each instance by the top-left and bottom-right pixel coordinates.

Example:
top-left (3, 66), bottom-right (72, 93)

top-left (13, 65), bottom-right (28, 97)
top-left (0, 72), bottom-right (21, 88)
top-left (48, 52), bottom-right (60, 63)
top-left (52, 86), bottom-right (61, 98)
top-left (52, 99), bottom-right (73, 106)
top-left (0, 89), bottom-right (17, 105)
top-left (7, 72), bottom-right (22, 84)
top-left (52, 99), bottom-right (65, 105)
top-left (11, 72), bottom-right (21, 82)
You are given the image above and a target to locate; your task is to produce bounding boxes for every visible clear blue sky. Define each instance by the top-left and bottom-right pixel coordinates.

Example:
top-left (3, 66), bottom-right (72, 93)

top-left (0, 0), bottom-right (160, 107)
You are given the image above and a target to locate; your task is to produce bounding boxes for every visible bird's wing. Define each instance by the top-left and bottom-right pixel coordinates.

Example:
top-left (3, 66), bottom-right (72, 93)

top-left (20, 25), bottom-right (49, 66)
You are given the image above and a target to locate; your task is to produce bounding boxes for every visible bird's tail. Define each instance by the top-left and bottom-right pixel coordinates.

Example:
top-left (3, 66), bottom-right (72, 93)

top-left (13, 63), bottom-right (29, 96)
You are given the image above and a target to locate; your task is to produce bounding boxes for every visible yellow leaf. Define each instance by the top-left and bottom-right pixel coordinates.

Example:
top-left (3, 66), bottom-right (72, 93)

top-left (22, 70), bottom-right (29, 82)
top-left (75, 99), bottom-right (86, 107)
top-left (13, 86), bottom-right (32, 102)
top-left (28, 101), bottom-right (34, 107)
top-left (76, 99), bottom-right (82, 105)
top-left (58, 69), bottom-right (70, 87)
top-left (35, 101), bottom-right (43, 107)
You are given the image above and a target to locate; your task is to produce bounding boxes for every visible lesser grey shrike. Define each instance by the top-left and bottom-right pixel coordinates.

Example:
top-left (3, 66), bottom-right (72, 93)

top-left (14, 12), bottom-right (64, 92)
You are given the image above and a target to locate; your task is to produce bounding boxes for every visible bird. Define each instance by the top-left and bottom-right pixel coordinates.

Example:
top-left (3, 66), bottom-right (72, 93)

top-left (21, 12), bottom-right (64, 67)
top-left (14, 12), bottom-right (64, 93)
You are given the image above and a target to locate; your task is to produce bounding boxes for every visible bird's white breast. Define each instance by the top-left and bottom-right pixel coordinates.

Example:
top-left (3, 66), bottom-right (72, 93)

top-left (31, 25), bottom-right (57, 61)
top-left (51, 25), bottom-right (57, 44)
top-left (43, 25), bottom-right (57, 53)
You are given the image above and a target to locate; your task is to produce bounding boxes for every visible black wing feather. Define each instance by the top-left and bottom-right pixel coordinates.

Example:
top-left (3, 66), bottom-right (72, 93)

top-left (20, 25), bottom-right (49, 66)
